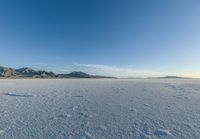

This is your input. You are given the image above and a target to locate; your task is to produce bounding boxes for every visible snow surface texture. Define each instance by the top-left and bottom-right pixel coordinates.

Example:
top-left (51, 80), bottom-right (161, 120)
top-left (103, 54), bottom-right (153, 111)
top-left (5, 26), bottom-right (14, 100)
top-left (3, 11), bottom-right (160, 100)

top-left (0, 79), bottom-right (200, 139)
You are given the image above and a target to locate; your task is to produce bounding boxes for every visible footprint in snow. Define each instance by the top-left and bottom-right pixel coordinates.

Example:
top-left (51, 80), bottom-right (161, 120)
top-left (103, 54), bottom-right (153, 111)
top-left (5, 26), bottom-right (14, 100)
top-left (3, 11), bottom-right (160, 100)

top-left (49, 114), bottom-right (72, 120)
top-left (173, 94), bottom-right (189, 100)
top-left (183, 123), bottom-right (193, 128)
top-left (179, 88), bottom-right (185, 91)
top-left (144, 103), bottom-right (150, 107)
top-left (130, 108), bottom-right (137, 112)
top-left (154, 129), bottom-right (173, 137)
top-left (184, 96), bottom-right (190, 99)
top-left (72, 95), bottom-right (84, 98)
top-left (3, 93), bottom-right (33, 97)
top-left (79, 111), bottom-right (93, 118)
top-left (113, 87), bottom-right (126, 94)
top-left (165, 83), bottom-right (177, 90)
top-left (58, 114), bottom-right (72, 118)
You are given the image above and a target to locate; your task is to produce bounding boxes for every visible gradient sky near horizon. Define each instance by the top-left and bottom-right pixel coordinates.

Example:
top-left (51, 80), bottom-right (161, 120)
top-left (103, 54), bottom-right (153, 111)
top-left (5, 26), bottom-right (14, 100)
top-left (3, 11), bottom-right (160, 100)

top-left (0, 0), bottom-right (200, 77)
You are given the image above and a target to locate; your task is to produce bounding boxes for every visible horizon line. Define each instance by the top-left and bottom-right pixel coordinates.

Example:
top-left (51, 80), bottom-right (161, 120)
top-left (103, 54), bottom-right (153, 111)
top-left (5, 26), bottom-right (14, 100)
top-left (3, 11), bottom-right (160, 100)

top-left (1, 64), bottom-right (200, 79)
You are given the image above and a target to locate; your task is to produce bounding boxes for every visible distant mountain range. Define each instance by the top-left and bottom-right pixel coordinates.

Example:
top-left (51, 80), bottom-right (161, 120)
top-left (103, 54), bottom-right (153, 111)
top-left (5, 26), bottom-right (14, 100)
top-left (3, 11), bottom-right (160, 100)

top-left (0, 66), bottom-right (114, 78)
top-left (157, 76), bottom-right (184, 79)
top-left (0, 65), bottom-right (193, 79)
top-left (148, 76), bottom-right (191, 79)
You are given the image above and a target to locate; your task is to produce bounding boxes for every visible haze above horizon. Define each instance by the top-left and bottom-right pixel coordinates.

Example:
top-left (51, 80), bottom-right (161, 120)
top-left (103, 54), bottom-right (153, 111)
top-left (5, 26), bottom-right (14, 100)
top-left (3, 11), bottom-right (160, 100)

top-left (0, 0), bottom-right (200, 78)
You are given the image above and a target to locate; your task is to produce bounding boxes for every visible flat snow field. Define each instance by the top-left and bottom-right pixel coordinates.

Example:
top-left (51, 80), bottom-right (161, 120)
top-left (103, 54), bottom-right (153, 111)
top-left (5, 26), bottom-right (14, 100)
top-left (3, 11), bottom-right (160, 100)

top-left (0, 79), bottom-right (200, 139)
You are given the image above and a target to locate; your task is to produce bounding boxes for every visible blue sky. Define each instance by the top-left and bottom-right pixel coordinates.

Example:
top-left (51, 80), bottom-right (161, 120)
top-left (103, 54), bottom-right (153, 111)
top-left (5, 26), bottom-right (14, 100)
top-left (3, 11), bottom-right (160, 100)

top-left (0, 0), bottom-right (200, 77)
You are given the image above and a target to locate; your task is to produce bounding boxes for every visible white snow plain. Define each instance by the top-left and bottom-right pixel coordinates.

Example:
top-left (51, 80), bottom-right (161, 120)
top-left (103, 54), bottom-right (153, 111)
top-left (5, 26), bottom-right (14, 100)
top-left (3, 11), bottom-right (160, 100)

top-left (0, 79), bottom-right (200, 139)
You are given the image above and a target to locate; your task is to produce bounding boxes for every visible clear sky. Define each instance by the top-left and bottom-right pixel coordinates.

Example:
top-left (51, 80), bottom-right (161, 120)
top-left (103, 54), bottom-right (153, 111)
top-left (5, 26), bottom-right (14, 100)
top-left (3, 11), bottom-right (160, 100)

top-left (0, 0), bottom-right (200, 77)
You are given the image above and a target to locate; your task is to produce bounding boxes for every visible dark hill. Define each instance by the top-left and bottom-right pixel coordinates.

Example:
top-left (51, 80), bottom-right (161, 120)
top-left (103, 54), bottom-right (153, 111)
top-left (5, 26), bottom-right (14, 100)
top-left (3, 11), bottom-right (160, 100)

top-left (0, 66), bottom-right (114, 78)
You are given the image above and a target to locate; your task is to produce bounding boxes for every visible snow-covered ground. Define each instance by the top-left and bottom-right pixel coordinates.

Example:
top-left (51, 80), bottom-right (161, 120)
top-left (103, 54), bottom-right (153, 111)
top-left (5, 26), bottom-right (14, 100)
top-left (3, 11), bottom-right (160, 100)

top-left (0, 79), bottom-right (200, 139)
